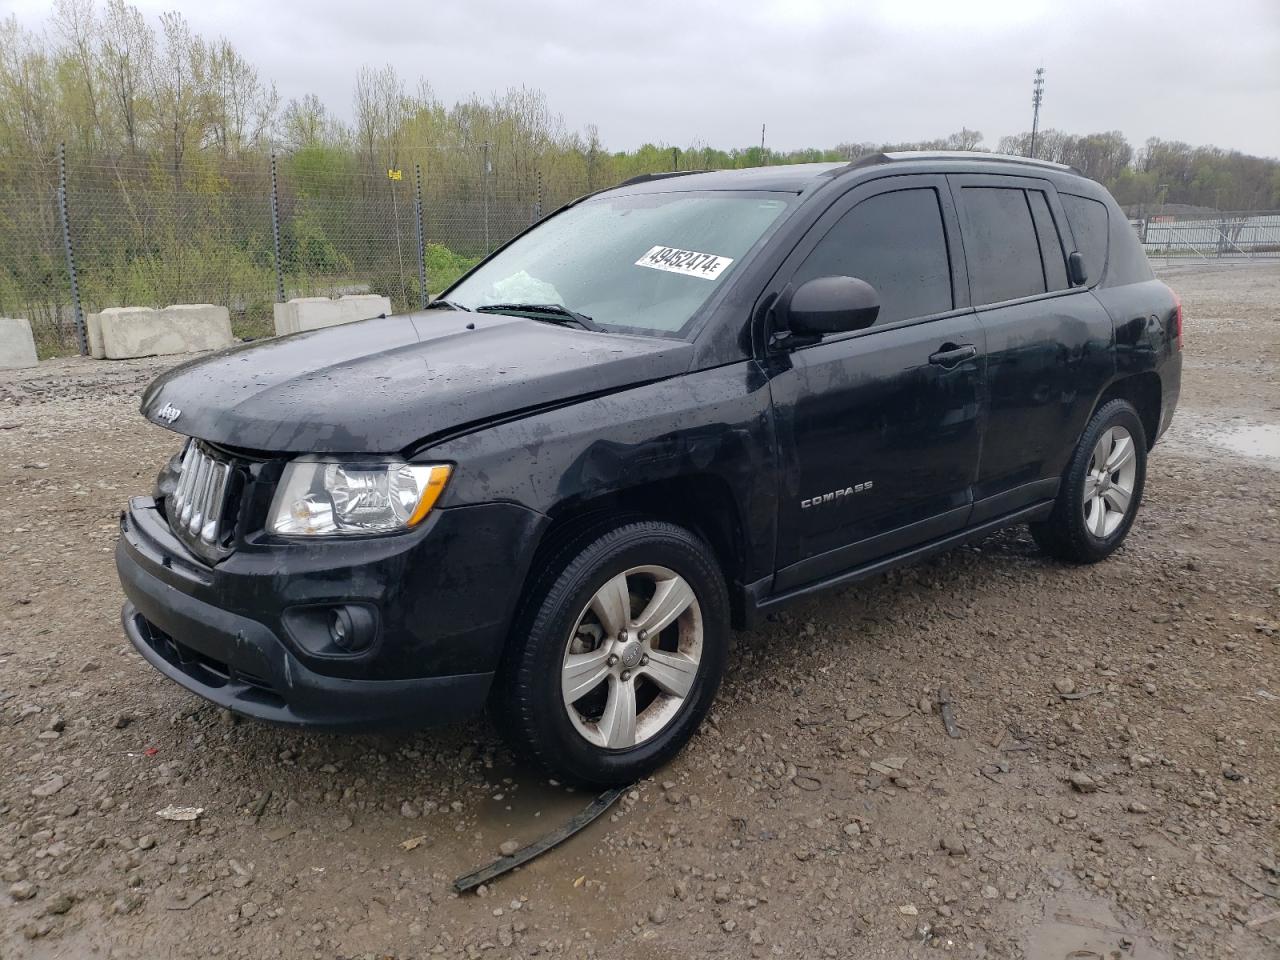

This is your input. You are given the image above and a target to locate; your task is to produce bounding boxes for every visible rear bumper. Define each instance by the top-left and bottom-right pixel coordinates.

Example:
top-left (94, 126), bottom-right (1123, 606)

top-left (115, 495), bottom-right (544, 729)
top-left (1157, 352), bottom-right (1182, 442)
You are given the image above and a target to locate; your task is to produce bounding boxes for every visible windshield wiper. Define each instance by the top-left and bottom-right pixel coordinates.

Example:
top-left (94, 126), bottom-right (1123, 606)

top-left (475, 302), bottom-right (601, 332)
top-left (424, 298), bottom-right (472, 312)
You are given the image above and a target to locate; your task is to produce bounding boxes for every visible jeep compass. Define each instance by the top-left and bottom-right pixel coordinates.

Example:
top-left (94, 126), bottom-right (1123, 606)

top-left (116, 152), bottom-right (1182, 786)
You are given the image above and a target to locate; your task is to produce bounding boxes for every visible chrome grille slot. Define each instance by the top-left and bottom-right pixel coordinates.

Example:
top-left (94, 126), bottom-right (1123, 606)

top-left (170, 441), bottom-right (234, 546)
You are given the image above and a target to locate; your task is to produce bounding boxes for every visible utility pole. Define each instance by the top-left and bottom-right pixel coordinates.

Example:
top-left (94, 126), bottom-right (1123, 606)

top-left (672, 147), bottom-right (679, 171)
top-left (1029, 66), bottom-right (1045, 159)
top-left (760, 123), bottom-right (766, 152)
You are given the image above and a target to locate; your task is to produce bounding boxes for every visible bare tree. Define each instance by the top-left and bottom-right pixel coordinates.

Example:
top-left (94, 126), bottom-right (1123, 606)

top-left (51, 0), bottom-right (104, 151)
top-left (147, 11), bottom-right (206, 180)
top-left (281, 93), bottom-right (335, 151)
top-left (944, 128), bottom-right (984, 151)
top-left (207, 39), bottom-right (277, 158)
top-left (100, 0), bottom-right (153, 158)
top-left (0, 16), bottom-right (62, 160)
top-left (353, 63), bottom-right (408, 173)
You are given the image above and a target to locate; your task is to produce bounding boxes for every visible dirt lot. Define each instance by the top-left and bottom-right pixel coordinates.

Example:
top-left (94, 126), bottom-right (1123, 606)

top-left (2, 263), bottom-right (1278, 960)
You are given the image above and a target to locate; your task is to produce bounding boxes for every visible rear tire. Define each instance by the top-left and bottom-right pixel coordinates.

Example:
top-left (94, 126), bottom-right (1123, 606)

top-left (1031, 399), bottom-right (1147, 563)
top-left (492, 519), bottom-right (729, 787)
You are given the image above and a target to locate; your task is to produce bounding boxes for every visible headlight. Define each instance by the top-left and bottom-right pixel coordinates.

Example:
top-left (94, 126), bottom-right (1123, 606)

top-left (267, 459), bottom-right (452, 536)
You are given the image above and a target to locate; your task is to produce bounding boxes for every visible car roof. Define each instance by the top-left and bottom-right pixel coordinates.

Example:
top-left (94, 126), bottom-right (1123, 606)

top-left (603, 162), bottom-right (850, 194)
top-left (595, 151), bottom-right (1087, 199)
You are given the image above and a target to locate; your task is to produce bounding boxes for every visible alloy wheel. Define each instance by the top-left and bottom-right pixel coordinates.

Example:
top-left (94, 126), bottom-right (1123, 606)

top-left (1082, 425), bottom-right (1137, 538)
top-left (560, 565), bottom-right (703, 749)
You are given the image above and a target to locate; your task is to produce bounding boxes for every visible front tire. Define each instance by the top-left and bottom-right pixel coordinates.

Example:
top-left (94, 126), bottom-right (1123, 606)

top-left (1031, 399), bottom-right (1147, 563)
top-left (493, 519), bottom-right (729, 787)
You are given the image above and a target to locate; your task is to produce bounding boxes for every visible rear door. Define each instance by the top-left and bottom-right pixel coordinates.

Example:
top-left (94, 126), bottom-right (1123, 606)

top-left (763, 175), bottom-right (986, 592)
top-left (948, 174), bottom-right (1115, 522)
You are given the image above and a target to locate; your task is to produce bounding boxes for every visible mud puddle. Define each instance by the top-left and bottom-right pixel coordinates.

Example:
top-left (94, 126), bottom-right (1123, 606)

top-left (1025, 893), bottom-right (1173, 960)
top-left (1164, 410), bottom-right (1280, 467)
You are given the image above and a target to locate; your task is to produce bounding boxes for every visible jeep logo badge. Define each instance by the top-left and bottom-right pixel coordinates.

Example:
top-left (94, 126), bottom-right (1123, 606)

top-left (156, 402), bottom-right (182, 424)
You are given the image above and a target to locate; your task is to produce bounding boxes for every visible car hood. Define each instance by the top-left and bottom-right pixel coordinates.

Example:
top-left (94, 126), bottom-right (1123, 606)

top-left (139, 311), bottom-right (693, 453)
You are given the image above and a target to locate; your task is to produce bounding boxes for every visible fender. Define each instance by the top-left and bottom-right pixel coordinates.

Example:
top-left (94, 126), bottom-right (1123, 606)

top-left (424, 362), bottom-right (780, 587)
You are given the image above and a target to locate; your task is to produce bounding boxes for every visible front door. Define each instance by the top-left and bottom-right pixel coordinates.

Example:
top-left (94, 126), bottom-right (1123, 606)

top-left (763, 176), bottom-right (985, 592)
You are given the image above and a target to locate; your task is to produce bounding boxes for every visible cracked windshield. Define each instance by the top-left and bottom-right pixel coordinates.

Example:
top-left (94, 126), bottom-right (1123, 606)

top-left (444, 192), bottom-right (792, 336)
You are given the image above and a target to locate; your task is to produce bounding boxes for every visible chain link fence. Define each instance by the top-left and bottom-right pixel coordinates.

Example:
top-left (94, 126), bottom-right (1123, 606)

top-left (1, 146), bottom-right (573, 357)
top-left (0, 155), bottom-right (75, 355)
top-left (17, 148), bottom-right (1276, 359)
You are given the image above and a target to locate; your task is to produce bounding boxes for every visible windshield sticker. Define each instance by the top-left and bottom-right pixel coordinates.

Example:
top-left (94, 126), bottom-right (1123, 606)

top-left (635, 245), bottom-right (734, 281)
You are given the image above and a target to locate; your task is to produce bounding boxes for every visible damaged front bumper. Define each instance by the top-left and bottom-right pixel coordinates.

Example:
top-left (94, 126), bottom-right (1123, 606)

top-left (115, 495), bottom-right (543, 729)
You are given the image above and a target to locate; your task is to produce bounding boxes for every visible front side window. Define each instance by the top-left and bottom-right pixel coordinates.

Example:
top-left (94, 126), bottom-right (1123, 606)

top-left (793, 188), bottom-right (953, 326)
top-left (958, 187), bottom-right (1047, 305)
top-left (444, 191), bottom-right (793, 337)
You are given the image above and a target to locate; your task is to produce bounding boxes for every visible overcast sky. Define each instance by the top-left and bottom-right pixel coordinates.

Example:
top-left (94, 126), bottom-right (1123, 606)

top-left (10, 0), bottom-right (1280, 157)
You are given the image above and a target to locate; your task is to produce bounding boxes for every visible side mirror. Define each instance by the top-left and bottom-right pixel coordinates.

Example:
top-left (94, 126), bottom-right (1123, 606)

top-left (1067, 251), bottom-right (1089, 286)
top-left (782, 276), bottom-right (880, 339)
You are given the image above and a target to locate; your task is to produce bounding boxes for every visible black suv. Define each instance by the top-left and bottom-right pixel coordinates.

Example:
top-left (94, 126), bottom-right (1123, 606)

top-left (116, 151), bottom-right (1182, 786)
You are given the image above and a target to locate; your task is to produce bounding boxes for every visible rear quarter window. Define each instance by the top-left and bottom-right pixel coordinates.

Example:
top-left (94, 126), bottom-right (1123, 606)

top-left (1060, 194), bottom-right (1109, 286)
top-left (1104, 197), bottom-right (1155, 286)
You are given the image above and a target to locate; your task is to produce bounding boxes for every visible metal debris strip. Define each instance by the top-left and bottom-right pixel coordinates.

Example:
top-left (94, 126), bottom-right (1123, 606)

top-left (165, 887), bottom-right (213, 911)
top-left (937, 687), bottom-right (960, 739)
top-left (453, 785), bottom-right (629, 894)
top-left (1059, 687), bottom-right (1105, 701)
top-left (979, 759), bottom-right (1010, 784)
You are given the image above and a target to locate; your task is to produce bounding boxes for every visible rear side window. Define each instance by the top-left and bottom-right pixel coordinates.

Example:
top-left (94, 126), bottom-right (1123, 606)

top-left (794, 188), bottom-right (952, 325)
top-left (1060, 193), bottom-right (1109, 285)
top-left (1026, 191), bottom-right (1069, 291)
top-left (958, 187), bottom-right (1046, 305)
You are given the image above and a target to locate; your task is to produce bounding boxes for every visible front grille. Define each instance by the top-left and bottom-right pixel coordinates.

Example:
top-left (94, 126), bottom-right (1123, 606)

top-left (170, 440), bottom-right (234, 547)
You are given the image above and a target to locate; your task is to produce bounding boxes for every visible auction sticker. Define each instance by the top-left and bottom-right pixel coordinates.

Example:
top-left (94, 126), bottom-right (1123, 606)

top-left (635, 245), bottom-right (734, 280)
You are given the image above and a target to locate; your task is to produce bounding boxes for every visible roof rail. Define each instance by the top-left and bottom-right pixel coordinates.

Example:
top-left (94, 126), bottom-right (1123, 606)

top-left (616, 169), bottom-right (709, 188)
top-left (883, 150), bottom-right (1079, 173)
top-left (827, 150), bottom-right (1082, 177)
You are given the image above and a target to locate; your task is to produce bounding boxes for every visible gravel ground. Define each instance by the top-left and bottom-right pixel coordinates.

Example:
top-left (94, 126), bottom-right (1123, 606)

top-left (2, 263), bottom-right (1278, 960)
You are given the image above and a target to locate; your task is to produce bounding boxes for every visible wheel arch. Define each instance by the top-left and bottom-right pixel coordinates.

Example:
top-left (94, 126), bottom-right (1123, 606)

top-left (1091, 371), bottom-right (1162, 450)
top-left (517, 474), bottom-right (751, 631)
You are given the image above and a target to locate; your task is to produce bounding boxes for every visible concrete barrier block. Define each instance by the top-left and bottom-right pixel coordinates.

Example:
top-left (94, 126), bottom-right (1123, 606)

top-left (0, 317), bottom-right (39, 369)
top-left (271, 301), bottom-right (290, 337)
top-left (272, 298), bottom-right (321, 337)
top-left (158, 304), bottom-right (234, 352)
top-left (89, 307), bottom-right (150, 359)
top-left (86, 311), bottom-right (106, 359)
top-left (96, 304), bottom-right (233, 359)
top-left (273, 295), bottom-right (392, 336)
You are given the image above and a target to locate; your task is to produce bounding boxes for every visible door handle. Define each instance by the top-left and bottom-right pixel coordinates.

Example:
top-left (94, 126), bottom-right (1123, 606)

top-left (928, 343), bottom-right (977, 367)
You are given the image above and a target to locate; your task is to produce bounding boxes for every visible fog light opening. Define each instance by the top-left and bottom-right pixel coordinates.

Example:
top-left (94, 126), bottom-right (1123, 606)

top-left (329, 609), bottom-right (352, 648)
top-left (326, 605), bottom-right (375, 654)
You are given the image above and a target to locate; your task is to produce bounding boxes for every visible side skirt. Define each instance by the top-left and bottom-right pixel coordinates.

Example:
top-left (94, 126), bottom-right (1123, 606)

top-left (740, 501), bottom-right (1054, 627)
